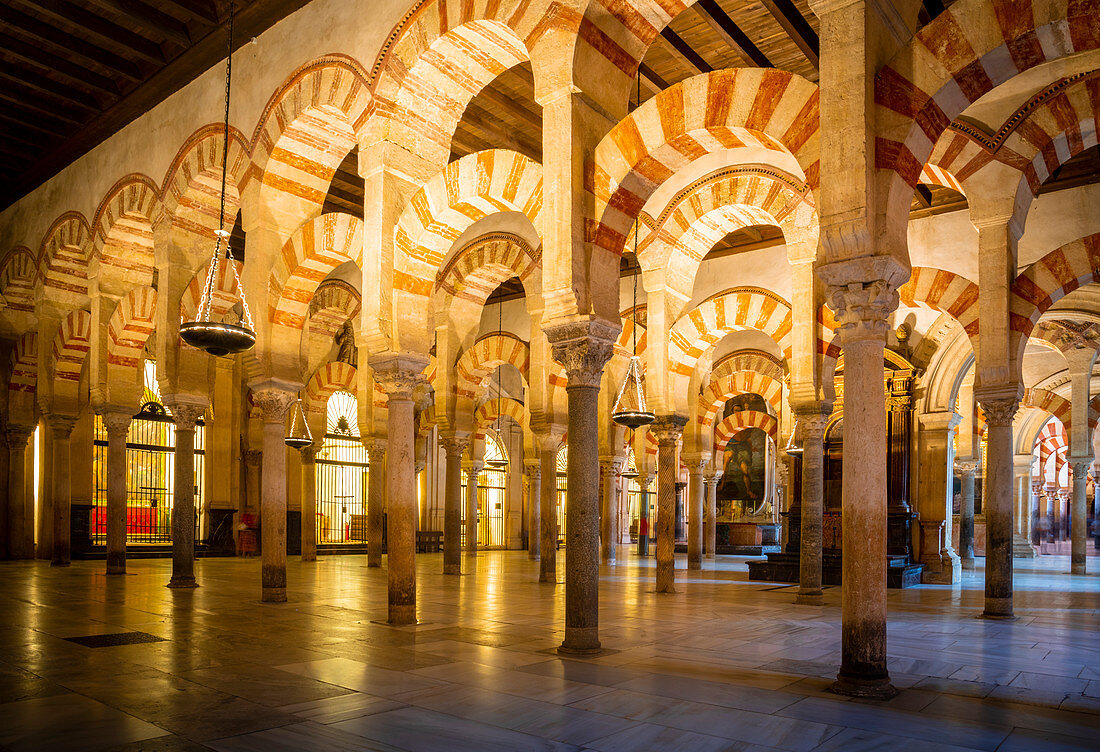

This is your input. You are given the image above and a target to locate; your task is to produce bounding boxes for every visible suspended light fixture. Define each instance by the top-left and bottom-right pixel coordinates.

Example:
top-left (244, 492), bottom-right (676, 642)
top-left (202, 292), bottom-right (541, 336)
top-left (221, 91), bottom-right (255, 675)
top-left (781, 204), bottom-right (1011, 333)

top-left (285, 398), bottom-right (314, 450)
top-left (179, 1), bottom-right (256, 358)
top-left (783, 419), bottom-right (804, 457)
top-left (485, 294), bottom-right (508, 469)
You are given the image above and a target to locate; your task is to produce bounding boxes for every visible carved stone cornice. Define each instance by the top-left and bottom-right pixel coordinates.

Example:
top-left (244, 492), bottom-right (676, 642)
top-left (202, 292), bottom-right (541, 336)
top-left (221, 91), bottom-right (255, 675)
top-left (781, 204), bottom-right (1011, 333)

top-left (251, 388), bottom-right (296, 423)
top-left (651, 414), bottom-right (687, 446)
top-left (544, 320), bottom-right (617, 388)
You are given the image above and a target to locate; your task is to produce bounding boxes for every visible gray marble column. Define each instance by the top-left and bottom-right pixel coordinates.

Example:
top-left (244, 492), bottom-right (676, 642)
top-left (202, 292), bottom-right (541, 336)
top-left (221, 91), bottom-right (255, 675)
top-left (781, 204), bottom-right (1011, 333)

top-left (439, 434), bottom-right (468, 574)
top-left (464, 461), bottom-right (482, 558)
top-left (704, 472), bottom-right (718, 559)
top-left (652, 416), bottom-right (686, 593)
top-left (100, 410), bottom-right (132, 574)
top-left (6, 427), bottom-right (34, 559)
top-left (599, 458), bottom-right (619, 564)
top-left (546, 325), bottom-right (614, 654)
top-left (1069, 456), bottom-right (1091, 574)
top-left (820, 274), bottom-right (898, 699)
top-left (956, 460), bottom-right (978, 569)
top-left (366, 439), bottom-right (386, 568)
top-left (253, 386), bottom-right (297, 603)
top-left (372, 356), bottom-right (425, 626)
top-left (685, 457), bottom-right (705, 570)
top-left (49, 415), bottom-right (77, 567)
top-left (525, 459), bottom-right (541, 561)
top-left (796, 411), bottom-right (830, 605)
top-left (300, 446), bottom-right (317, 562)
top-left (976, 395), bottom-right (1019, 619)
top-left (533, 429), bottom-right (561, 583)
top-left (166, 399), bottom-right (206, 589)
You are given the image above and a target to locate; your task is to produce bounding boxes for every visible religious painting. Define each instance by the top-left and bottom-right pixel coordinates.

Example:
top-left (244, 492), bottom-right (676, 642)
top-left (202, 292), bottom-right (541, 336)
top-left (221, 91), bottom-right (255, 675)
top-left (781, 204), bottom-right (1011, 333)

top-left (715, 394), bottom-right (769, 521)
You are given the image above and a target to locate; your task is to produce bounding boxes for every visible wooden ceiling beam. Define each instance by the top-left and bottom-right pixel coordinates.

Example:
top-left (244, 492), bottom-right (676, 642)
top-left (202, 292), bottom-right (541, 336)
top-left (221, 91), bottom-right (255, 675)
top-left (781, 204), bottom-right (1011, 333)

top-left (694, 0), bottom-right (773, 68)
top-left (0, 71), bottom-right (101, 113)
top-left (659, 27), bottom-right (712, 75)
top-left (757, 0), bottom-right (820, 67)
top-left (0, 110), bottom-right (69, 139)
top-left (0, 35), bottom-right (122, 98)
top-left (17, 0), bottom-right (167, 65)
top-left (459, 102), bottom-right (543, 158)
top-left (0, 5), bottom-right (145, 82)
top-left (158, 0), bottom-right (220, 25)
top-left (475, 87), bottom-right (543, 130)
top-left (0, 141), bottom-right (38, 162)
top-left (85, 0), bottom-right (194, 47)
top-left (0, 89), bottom-right (87, 127)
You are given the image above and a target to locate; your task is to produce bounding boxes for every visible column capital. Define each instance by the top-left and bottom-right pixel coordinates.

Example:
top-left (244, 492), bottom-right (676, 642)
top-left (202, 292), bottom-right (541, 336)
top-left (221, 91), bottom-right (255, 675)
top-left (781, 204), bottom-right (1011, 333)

top-left (46, 414), bottom-right (78, 439)
top-left (822, 279), bottom-right (899, 345)
top-left (370, 353), bottom-right (429, 400)
top-left (463, 462), bottom-right (484, 477)
top-left (793, 408), bottom-right (831, 439)
top-left (300, 446), bottom-right (317, 465)
top-left (439, 433), bottom-right (469, 457)
top-left (681, 452), bottom-right (707, 472)
top-left (244, 449), bottom-right (262, 467)
top-left (651, 414), bottom-right (687, 446)
top-left (531, 419), bottom-right (565, 451)
top-left (1068, 455), bottom-right (1093, 477)
top-left (365, 437), bottom-right (388, 460)
top-left (523, 459), bottom-right (541, 476)
top-left (251, 386), bottom-right (297, 423)
top-left (954, 460), bottom-right (979, 477)
top-left (99, 407), bottom-right (134, 437)
top-left (163, 396), bottom-right (208, 432)
top-left (543, 320), bottom-right (617, 388)
top-left (976, 394), bottom-right (1019, 427)
top-left (5, 425), bottom-right (34, 450)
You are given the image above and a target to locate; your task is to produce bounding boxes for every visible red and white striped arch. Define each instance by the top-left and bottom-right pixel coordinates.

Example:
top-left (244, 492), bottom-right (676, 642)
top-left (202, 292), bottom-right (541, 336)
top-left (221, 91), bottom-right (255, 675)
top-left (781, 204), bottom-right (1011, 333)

top-left (106, 286), bottom-right (157, 370)
top-left (454, 333), bottom-right (530, 401)
top-left (91, 175), bottom-right (159, 289)
top-left (38, 212), bottom-right (91, 299)
top-left (0, 247), bottom-right (35, 312)
top-left (1036, 418), bottom-right (1069, 479)
top-left (435, 233), bottom-right (539, 306)
top-left (1009, 233), bottom-right (1100, 366)
top-left (53, 310), bottom-right (92, 384)
top-left (898, 266), bottom-right (980, 342)
top-left (269, 213), bottom-right (363, 331)
top-left (697, 369), bottom-right (783, 429)
top-left (918, 163), bottom-right (966, 195)
top-left (715, 410), bottom-right (778, 447)
top-left (308, 280), bottom-right (361, 341)
top-left (591, 69), bottom-right (819, 258)
top-left (303, 360), bottom-right (357, 414)
top-left (1022, 387), bottom-right (1074, 434)
top-left (474, 397), bottom-right (527, 439)
top-left (8, 332), bottom-right (37, 396)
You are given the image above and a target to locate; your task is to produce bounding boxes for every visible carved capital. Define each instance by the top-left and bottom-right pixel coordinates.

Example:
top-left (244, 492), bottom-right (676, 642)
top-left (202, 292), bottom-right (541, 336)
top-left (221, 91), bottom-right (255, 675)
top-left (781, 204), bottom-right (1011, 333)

top-left (164, 398), bottom-right (207, 432)
top-left (651, 414), bottom-right (687, 446)
top-left (1068, 456), bottom-right (1093, 479)
top-left (100, 408), bottom-right (133, 438)
top-left (954, 460), bottom-right (979, 477)
top-left (371, 353), bottom-right (429, 401)
top-left (244, 449), bottom-right (262, 467)
top-left (47, 414), bottom-right (77, 439)
top-left (5, 426), bottom-right (34, 451)
top-left (523, 459), bottom-right (541, 477)
top-left (439, 434), bottom-right (469, 457)
top-left (978, 397), bottom-right (1019, 427)
top-left (793, 408), bottom-right (831, 440)
top-left (252, 388), bottom-right (296, 423)
top-left (366, 438), bottom-right (388, 462)
top-left (464, 463), bottom-right (484, 479)
top-left (824, 279), bottom-right (899, 345)
top-left (680, 452), bottom-right (707, 472)
top-left (544, 321), bottom-right (616, 388)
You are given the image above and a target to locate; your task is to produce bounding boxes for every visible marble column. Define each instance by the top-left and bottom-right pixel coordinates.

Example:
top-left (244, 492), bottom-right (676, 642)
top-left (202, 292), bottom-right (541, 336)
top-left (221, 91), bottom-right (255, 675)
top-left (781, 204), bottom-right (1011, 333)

top-left (300, 446), bottom-right (317, 562)
top-left (6, 427), bottom-right (34, 559)
top-left (546, 326), bottom-right (614, 654)
top-left (1069, 456), bottom-right (1091, 574)
top-left (819, 274), bottom-right (898, 699)
top-left (599, 457), bottom-right (619, 564)
top-left (917, 411), bottom-right (963, 584)
top-left (1011, 457), bottom-right (1036, 559)
top-left (684, 456), bottom-right (705, 570)
top-left (167, 400), bottom-right (206, 589)
top-left (49, 415), bottom-right (77, 567)
top-left (101, 410), bottom-right (132, 575)
top-left (525, 459), bottom-right (541, 561)
top-left (534, 429), bottom-right (560, 583)
top-left (956, 461), bottom-right (978, 569)
top-left (253, 387), bottom-right (297, 603)
top-left (652, 416), bottom-right (686, 593)
top-left (976, 394), bottom-right (1019, 619)
top-left (366, 439), bottom-right (386, 568)
top-left (796, 411), bottom-right (830, 604)
top-left (439, 434), bottom-right (468, 575)
top-left (372, 356), bottom-right (425, 626)
top-left (704, 472), bottom-right (719, 559)
top-left (464, 461), bottom-right (483, 557)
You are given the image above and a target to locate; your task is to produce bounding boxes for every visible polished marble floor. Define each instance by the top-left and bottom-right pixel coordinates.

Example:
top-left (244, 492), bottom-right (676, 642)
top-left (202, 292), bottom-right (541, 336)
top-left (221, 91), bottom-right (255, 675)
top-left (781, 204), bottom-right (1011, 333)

top-left (0, 549), bottom-right (1097, 752)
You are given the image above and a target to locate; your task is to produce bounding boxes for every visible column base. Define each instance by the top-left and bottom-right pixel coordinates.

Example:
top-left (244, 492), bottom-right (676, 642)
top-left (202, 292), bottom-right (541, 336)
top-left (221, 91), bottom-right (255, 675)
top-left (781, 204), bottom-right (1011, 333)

top-left (1012, 537), bottom-right (1037, 558)
top-left (829, 673), bottom-right (898, 699)
top-left (1071, 562), bottom-right (1086, 575)
top-left (388, 605), bottom-right (416, 626)
top-left (961, 556), bottom-right (976, 571)
top-left (167, 576), bottom-right (198, 589)
top-left (655, 585), bottom-right (677, 594)
top-left (443, 564), bottom-right (461, 575)
top-left (559, 628), bottom-right (601, 656)
top-left (795, 590), bottom-right (823, 606)
top-left (262, 587), bottom-right (287, 602)
top-left (106, 554), bottom-right (126, 574)
top-left (687, 560), bottom-right (701, 570)
top-left (528, 552), bottom-right (539, 561)
top-left (704, 553), bottom-right (715, 559)
top-left (301, 554), bottom-right (317, 563)
top-left (921, 551), bottom-right (962, 584)
top-left (50, 560), bottom-right (71, 568)
top-left (366, 561), bottom-right (381, 568)
top-left (979, 597), bottom-right (1015, 620)
top-left (106, 568), bottom-right (126, 576)
top-left (539, 572), bottom-right (556, 584)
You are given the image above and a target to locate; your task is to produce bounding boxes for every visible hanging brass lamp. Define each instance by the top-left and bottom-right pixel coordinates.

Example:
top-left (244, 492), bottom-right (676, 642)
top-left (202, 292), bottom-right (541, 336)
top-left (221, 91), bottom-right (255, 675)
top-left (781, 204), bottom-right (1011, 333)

top-left (285, 398), bottom-right (314, 450)
top-left (612, 224), bottom-right (655, 429)
top-left (783, 419), bottom-right (804, 457)
top-left (179, 1), bottom-right (256, 357)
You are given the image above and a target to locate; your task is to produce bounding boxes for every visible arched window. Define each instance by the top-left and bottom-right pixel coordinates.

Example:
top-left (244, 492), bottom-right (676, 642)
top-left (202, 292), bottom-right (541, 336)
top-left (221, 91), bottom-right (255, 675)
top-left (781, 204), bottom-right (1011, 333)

top-left (316, 390), bottom-right (368, 544)
top-left (478, 431), bottom-right (507, 548)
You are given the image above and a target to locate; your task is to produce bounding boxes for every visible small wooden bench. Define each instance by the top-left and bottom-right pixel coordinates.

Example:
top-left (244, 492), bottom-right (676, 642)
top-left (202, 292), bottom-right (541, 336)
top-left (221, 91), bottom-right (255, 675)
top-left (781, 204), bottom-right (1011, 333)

top-left (416, 531), bottom-right (443, 553)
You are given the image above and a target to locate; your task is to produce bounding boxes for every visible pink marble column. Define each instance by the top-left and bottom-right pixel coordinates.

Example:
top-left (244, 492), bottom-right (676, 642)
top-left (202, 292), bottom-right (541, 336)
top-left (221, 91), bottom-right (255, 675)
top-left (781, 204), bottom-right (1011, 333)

top-left (300, 446), bottom-right (317, 562)
top-left (976, 394), bottom-right (1019, 619)
top-left (366, 439), bottom-right (386, 568)
top-left (820, 275), bottom-right (898, 699)
top-left (439, 434), bottom-right (468, 575)
top-left (525, 459), bottom-right (541, 561)
top-left (166, 400), bottom-right (206, 589)
top-left (49, 415), bottom-right (77, 567)
top-left (796, 411), bottom-right (830, 605)
top-left (546, 326), bottom-right (614, 654)
top-left (252, 387), bottom-right (297, 603)
top-left (685, 457), bottom-right (705, 570)
top-left (464, 461), bottom-right (482, 558)
top-left (1069, 456), bottom-right (1091, 574)
top-left (652, 416), bottom-right (686, 593)
top-left (5, 427), bottom-right (34, 559)
top-left (704, 472), bottom-right (719, 559)
top-left (956, 461), bottom-right (978, 569)
top-left (372, 356), bottom-right (425, 626)
top-left (101, 410), bottom-right (132, 575)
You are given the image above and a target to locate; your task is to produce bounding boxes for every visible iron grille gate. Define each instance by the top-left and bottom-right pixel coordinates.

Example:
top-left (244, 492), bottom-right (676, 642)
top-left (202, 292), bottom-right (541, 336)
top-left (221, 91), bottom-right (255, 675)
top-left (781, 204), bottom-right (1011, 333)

top-left (92, 402), bottom-right (205, 545)
top-left (316, 434), bottom-right (368, 544)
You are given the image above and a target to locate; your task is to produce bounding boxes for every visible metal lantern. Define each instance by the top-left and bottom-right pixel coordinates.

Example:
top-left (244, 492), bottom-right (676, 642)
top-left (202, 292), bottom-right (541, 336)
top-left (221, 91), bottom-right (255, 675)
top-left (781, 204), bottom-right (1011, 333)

top-left (285, 398), bottom-right (314, 450)
top-left (179, 1), bottom-right (256, 358)
top-left (612, 212), bottom-right (655, 429)
top-left (783, 419), bottom-right (804, 457)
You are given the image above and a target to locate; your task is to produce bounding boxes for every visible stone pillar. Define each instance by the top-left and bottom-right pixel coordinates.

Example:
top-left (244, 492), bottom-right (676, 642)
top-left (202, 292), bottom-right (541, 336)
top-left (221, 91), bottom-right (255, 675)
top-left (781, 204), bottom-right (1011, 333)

top-left (599, 457), bottom-right (620, 564)
top-left (166, 399), bottom-right (206, 589)
top-left (300, 446), bottom-right (317, 562)
top-left (975, 394), bottom-right (1019, 619)
top-left (537, 434), bottom-right (559, 583)
top-left (372, 356), bottom-right (425, 626)
top-left (1011, 456), bottom-right (1036, 559)
top-left (916, 411), bottom-right (963, 584)
top-left (684, 455), bottom-right (705, 570)
top-left (818, 272), bottom-right (899, 699)
top-left (704, 472), bottom-right (719, 558)
top-left (795, 410), bottom-right (831, 604)
top-left (464, 461), bottom-right (483, 557)
top-left (101, 410), bottom-right (132, 574)
top-left (49, 415), bottom-right (77, 567)
top-left (652, 416), bottom-right (686, 593)
top-left (1069, 456), bottom-right (1091, 574)
top-left (366, 439), bottom-right (386, 568)
top-left (253, 386), bottom-right (297, 603)
top-left (439, 434), bottom-right (468, 575)
top-left (244, 449), bottom-right (261, 516)
top-left (6, 427), bottom-right (34, 559)
top-left (545, 325), bottom-right (615, 654)
top-left (525, 459), bottom-right (541, 561)
top-left (956, 461), bottom-right (978, 568)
